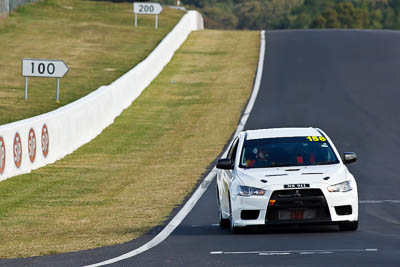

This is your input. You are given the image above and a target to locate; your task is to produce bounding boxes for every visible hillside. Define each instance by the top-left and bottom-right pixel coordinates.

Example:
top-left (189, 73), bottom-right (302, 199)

top-left (180, 0), bottom-right (400, 30)
top-left (0, 0), bottom-right (183, 125)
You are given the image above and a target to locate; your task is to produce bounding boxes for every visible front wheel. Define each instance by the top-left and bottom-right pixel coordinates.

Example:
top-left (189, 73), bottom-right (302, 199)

top-left (217, 186), bottom-right (229, 229)
top-left (229, 195), bottom-right (241, 234)
top-left (339, 221), bottom-right (358, 231)
top-left (220, 213), bottom-right (230, 229)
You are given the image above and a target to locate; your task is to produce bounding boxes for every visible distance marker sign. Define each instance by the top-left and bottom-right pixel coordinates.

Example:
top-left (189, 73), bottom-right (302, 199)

top-left (21, 59), bottom-right (69, 102)
top-left (133, 2), bottom-right (163, 29)
top-left (22, 59), bottom-right (69, 78)
top-left (133, 2), bottom-right (162, 15)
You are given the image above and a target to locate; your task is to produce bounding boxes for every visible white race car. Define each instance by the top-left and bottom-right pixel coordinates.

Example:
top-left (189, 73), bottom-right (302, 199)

top-left (216, 127), bottom-right (358, 233)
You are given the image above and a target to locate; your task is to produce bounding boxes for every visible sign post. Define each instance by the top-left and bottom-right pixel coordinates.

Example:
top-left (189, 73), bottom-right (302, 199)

top-left (133, 2), bottom-right (163, 29)
top-left (24, 77), bottom-right (28, 100)
top-left (21, 59), bottom-right (69, 103)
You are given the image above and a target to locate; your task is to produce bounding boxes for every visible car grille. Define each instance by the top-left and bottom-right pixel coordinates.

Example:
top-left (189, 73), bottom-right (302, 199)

top-left (266, 189), bottom-right (331, 223)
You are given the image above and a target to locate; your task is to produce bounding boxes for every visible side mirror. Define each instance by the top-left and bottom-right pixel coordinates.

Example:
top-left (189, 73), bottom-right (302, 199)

top-left (343, 152), bottom-right (357, 164)
top-left (216, 158), bottom-right (234, 170)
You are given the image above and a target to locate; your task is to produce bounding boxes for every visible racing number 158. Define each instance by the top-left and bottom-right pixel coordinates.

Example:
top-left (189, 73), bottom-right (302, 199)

top-left (307, 136), bottom-right (327, 142)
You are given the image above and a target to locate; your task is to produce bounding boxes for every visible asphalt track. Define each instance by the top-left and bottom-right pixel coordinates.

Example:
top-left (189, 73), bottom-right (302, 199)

top-left (3, 29), bottom-right (400, 266)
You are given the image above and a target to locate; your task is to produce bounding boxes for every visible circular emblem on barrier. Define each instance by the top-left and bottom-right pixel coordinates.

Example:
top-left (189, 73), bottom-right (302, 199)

top-left (41, 124), bottom-right (49, 158)
top-left (28, 128), bottom-right (36, 163)
top-left (13, 132), bottom-right (22, 168)
top-left (0, 137), bottom-right (5, 174)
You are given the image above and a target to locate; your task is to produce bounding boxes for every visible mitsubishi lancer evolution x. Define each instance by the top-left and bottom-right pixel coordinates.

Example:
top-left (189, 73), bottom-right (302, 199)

top-left (216, 127), bottom-right (358, 233)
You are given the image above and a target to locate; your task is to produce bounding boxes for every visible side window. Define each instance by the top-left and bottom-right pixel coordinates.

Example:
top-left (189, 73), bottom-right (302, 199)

top-left (228, 138), bottom-right (239, 163)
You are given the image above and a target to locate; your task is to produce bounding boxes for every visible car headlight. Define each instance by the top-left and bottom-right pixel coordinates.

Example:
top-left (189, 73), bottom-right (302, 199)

top-left (237, 185), bottom-right (266, 196)
top-left (327, 181), bottom-right (352, 192)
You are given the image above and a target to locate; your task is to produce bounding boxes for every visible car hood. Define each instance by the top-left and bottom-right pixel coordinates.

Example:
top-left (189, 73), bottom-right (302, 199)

top-left (236, 164), bottom-right (348, 189)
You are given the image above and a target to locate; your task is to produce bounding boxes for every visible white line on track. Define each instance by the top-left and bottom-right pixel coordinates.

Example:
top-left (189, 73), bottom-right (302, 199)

top-left (85, 31), bottom-right (266, 267)
top-left (259, 252), bottom-right (291, 256)
top-left (359, 200), bottom-right (400, 204)
top-left (210, 249), bottom-right (378, 256)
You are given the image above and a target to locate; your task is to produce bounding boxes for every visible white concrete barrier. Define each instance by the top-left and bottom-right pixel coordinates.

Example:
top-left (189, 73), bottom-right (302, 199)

top-left (0, 10), bottom-right (204, 181)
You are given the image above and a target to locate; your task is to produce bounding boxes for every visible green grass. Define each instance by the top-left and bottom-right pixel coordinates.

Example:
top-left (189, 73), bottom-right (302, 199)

top-left (0, 29), bottom-right (260, 258)
top-left (0, 0), bottom-right (184, 125)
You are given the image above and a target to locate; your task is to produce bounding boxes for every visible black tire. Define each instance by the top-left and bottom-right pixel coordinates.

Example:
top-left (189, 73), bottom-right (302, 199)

top-left (220, 213), bottom-right (230, 229)
top-left (339, 221), bottom-right (358, 231)
top-left (217, 186), bottom-right (230, 229)
top-left (228, 195), bottom-right (241, 234)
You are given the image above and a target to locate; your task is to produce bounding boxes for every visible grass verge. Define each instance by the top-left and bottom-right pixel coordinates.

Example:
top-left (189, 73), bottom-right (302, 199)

top-left (0, 29), bottom-right (260, 258)
top-left (0, 0), bottom-right (183, 125)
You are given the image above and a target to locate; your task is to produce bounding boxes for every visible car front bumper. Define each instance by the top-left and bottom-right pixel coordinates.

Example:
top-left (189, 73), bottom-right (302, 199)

top-left (230, 186), bottom-right (358, 228)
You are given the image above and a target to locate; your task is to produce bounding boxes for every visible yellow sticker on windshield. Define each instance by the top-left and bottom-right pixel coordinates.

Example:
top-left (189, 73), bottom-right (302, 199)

top-left (306, 136), bottom-right (326, 142)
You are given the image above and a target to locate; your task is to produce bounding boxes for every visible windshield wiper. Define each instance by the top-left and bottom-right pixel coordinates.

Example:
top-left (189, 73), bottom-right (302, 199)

top-left (268, 162), bottom-right (297, 168)
top-left (313, 161), bottom-right (337, 165)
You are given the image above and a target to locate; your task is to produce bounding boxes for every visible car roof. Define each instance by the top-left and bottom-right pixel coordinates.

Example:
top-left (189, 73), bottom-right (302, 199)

top-left (244, 127), bottom-right (321, 140)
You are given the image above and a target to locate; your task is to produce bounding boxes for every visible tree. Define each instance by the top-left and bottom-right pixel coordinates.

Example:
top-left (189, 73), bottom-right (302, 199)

top-left (311, 15), bottom-right (327, 28)
top-left (352, 8), bottom-right (369, 28)
top-left (181, 0), bottom-right (204, 7)
top-left (261, 0), bottom-right (304, 29)
top-left (203, 6), bottom-right (238, 29)
top-left (382, 6), bottom-right (396, 28)
top-left (337, 2), bottom-right (355, 28)
top-left (234, 1), bottom-right (264, 29)
top-left (369, 9), bottom-right (383, 28)
top-left (292, 13), bottom-right (313, 28)
top-left (323, 8), bottom-right (340, 28)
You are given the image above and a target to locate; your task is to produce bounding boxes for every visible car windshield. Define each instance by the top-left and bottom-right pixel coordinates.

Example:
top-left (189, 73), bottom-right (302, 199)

top-left (239, 136), bottom-right (339, 169)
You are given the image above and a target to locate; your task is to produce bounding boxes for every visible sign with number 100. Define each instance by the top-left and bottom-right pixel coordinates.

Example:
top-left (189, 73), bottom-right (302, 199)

top-left (32, 62), bottom-right (55, 75)
top-left (22, 59), bottom-right (69, 78)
